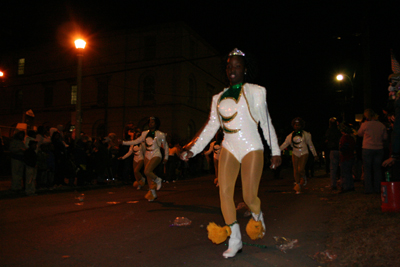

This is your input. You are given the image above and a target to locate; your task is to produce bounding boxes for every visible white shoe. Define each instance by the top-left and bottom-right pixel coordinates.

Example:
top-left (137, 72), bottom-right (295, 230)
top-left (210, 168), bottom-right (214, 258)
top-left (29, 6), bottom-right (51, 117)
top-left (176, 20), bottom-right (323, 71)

top-left (222, 223), bottom-right (243, 258)
top-left (154, 177), bottom-right (162, 191)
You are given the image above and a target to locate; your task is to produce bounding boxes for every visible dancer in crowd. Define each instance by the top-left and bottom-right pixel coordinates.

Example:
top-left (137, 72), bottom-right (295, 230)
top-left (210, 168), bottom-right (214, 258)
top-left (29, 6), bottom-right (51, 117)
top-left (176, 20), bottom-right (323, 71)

top-left (119, 128), bottom-right (146, 190)
top-left (280, 117), bottom-right (319, 194)
top-left (204, 129), bottom-right (223, 186)
top-left (120, 117), bottom-right (169, 201)
top-left (180, 48), bottom-right (281, 258)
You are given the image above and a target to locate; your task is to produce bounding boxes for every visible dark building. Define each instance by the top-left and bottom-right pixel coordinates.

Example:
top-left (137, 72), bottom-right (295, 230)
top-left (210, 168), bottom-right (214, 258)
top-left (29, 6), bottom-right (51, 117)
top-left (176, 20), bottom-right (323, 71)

top-left (0, 22), bottom-right (225, 143)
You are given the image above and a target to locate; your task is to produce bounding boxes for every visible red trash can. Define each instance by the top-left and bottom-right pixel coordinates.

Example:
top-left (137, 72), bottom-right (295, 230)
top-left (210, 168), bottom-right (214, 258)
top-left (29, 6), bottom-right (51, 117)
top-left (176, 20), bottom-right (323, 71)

top-left (381, 182), bottom-right (400, 212)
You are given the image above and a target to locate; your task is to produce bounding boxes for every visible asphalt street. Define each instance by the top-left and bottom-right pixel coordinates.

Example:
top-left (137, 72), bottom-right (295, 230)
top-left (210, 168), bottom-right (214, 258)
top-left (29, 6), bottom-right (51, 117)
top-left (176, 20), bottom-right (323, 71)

top-left (0, 167), bottom-right (334, 267)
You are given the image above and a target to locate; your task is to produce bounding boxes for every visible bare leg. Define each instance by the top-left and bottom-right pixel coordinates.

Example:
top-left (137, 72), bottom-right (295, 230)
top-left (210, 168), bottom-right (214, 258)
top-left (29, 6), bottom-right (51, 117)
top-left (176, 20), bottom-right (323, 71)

top-left (218, 148), bottom-right (240, 225)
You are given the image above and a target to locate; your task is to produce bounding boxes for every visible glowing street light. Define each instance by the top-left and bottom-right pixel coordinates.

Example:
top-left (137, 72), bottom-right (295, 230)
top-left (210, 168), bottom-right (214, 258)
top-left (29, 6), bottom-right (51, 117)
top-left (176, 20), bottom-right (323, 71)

top-left (336, 73), bottom-right (354, 99)
top-left (336, 73), bottom-right (355, 122)
top-left (74, 39), bottom-right (86, 142)
top-left (336, 74), bottom-right (344, 81)
top-left (0, 71), bottom-right (4, 77)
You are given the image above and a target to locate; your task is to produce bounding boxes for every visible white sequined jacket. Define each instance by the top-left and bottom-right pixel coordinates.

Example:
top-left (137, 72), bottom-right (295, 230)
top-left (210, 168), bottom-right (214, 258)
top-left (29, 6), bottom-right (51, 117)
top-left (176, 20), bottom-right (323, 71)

top-left (190, 83), bottom-right (280, 157)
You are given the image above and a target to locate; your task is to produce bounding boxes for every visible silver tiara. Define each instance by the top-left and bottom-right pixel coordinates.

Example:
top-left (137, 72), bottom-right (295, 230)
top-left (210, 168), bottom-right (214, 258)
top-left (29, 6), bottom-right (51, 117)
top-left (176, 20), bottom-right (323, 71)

top-left (229, 48), bottom-right (245, 57)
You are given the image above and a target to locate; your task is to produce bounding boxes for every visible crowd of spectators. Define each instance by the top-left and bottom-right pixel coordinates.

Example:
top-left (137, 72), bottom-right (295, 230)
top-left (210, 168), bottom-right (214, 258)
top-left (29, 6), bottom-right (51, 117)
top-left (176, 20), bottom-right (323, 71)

top-left (2, 124), bottom-right (213, 196)
top-left (323, 108), bottom-right (391, 194)
top-left (1, 106), bottom-right (395, 197)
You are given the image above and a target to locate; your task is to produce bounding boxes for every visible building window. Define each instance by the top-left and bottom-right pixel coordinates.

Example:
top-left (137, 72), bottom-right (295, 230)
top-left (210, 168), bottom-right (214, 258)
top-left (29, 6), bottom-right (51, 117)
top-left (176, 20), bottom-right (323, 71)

top-left (15, 89), bottom-right (23, 109)
top-left (144, 36), bottom-right (156, 60)
top-left (71, 85), bottom-right (77, 104)
top-left (18, 58), bottom-right (25, 75)
top-left (44, 87), bottom-right (53, 107)
top-left (143, 76), bottom-right (155, 101)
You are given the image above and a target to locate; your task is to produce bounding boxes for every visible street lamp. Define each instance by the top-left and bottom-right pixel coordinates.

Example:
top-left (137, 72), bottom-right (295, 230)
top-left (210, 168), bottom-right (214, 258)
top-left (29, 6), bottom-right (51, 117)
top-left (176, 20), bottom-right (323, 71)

top-left (74, 39), bottom-right (86, 142)
top-left (336, 73), bottom-right (354, 100)
top-left (336, 73), bottom-right (355, 122)
top-left (0, 71), bottom-right (4, 88)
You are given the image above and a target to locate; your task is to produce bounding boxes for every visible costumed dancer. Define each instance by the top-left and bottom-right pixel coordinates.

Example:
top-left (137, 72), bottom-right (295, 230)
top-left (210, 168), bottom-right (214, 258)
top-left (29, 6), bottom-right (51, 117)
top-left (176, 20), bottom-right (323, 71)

top-left (121, 117), bottom-right (169, 201)
top-left (203, 129), bottom-right (223, 186)
top-left (280, 117), bottom-right (319, 194)
top-left (118, 129), bottom-right (146, 190)
top-left (180, 48), bottom-right (281, 258)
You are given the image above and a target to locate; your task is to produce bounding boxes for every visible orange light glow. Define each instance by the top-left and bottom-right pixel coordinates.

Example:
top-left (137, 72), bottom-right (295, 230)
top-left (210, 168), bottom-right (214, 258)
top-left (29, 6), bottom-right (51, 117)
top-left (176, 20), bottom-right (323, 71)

top-left (0, 71), bottom-right (4, 77)
top-left (74, 39), bottom-right (86, 49)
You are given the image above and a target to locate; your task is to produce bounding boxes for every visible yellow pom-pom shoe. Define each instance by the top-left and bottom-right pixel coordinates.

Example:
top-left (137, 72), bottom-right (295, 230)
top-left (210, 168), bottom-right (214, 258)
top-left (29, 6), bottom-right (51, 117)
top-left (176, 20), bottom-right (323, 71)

top-left (207, 221), bottom-right (243, 258)
top-left (246, 212), bottom-right (266, 240)
top-left (207, 222), bottom-right (231, 244)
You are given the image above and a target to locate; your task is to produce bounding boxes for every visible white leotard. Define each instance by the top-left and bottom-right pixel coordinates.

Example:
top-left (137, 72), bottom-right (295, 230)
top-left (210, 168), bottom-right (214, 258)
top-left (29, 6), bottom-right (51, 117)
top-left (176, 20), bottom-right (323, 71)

top-left (188, 83), bottom-right (280, 161)
top-left (218, 87), bottom-right (263, 162)
top-left (121, 143), bottom-right (145, 163)
top-left (123, 130), bottom-right (169, 161)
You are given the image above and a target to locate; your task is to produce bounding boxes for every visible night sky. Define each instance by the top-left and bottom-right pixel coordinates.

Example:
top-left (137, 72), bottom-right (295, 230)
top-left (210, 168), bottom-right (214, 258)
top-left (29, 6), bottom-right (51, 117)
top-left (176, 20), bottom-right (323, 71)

top-left (1, 1), bottom-right (400, 144)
